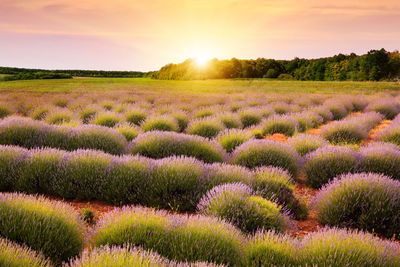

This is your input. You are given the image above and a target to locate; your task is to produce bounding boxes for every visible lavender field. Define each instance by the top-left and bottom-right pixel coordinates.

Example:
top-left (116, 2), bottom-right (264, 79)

top-left (1, 79), bottom-right (400, 266)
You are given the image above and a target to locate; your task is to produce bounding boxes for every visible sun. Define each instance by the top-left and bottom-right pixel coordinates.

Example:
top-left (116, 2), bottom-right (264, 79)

top-left (191, 48), bottom-right (214, 67)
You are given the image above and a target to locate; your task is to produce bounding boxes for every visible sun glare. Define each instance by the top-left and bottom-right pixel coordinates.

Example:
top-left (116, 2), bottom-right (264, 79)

top-left (190, 46), bottom-right (215, 67)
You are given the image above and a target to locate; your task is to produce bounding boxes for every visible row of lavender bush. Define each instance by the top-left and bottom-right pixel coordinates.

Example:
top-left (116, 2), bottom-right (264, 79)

top-left (1, 189), bottom-right (400, 266)
top-left (321, 111), bottom-right (384, 144)
top-left (0, 145), bottom-right (304, 217)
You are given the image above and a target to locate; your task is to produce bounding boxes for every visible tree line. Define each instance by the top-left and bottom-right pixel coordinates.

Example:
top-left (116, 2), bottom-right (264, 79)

top-left (0, 67), bottom-right (145, 81)
top-left (151, 49), bottom-right (400, 81)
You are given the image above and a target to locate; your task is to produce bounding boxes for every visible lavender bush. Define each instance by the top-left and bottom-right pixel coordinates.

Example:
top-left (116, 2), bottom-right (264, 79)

top-left (0, 117), bottom-right (127, 155)
top-left (142, 115), bottom-right (180, 132)
top-left (92, 206), bottom-right (244, 266)
top-left (244, 231), bottom-right (299, 266)
top-left (0, 145), bottom-right (27, 191)
top-left (287, 134), bottom-right (328, 156)
top-left (358, 142), bottom-right (400, 180)
top-left (365, 99), bottom-right (400, 119)
top-left (261, 115), bottom-right (299, 136)
top-left (0, 237), bottom-right (51, 267)
top-left (66, 245), bottom-right (220, 267)
top-left (0, 193), bottom-right (86, 263)
top-left (304, 146), bottom-right (361, 188)
top-left (314, 173), bottom-right (400, 238)
top-left (129, 131), bottom-right (226, 163)
top-left (145, 156), bottom-right (208, 211)
top-left (125, 108), bottom-right (147, 126)
top-left (231, 139), bottom-right (300, 178)
top-left (186, 117), bottom-right (225, 138)
top-left (215, 129), bottom-right (253, 153)
top-left (197, 183), bottom-right (290, 233)
top-left (252, 167), bottom-right (307, 220)
top-left (238, 108), bottom-right (263, 128)
top-left (91, 111), bottom-right (121, 127)
top-left (300, 227), bottom-right (400, 266)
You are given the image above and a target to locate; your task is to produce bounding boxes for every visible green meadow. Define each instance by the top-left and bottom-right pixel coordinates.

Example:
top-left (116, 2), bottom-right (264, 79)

top-left (0, 77), bottom-right (399, 95)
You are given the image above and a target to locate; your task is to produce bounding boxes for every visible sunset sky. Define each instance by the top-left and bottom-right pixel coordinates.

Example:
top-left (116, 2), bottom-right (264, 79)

top-left (1, 0), bottom-right (399, 71)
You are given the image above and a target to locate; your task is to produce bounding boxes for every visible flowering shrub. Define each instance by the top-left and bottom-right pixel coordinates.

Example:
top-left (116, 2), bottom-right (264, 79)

top-left (358, 142), bottom-right (400, 180)
top-left (0, 237), bottom-right (51, 267)
top-left (125, 108), bottom-right (147, 126)
top-left (186, 117), bottom-right (225, 138)
top-left (78, 106), bottom-right (98, 124)
top-left (287, 134), bottom-right (328, 156)
top-left (115, 123), bottom-right (141, 141)
top-left (321, 112), bottom-right (383, 144)
top-left (217, 112), bottom-right (242, 129)
top-left (304, 146), bottom-right (360, 188)
top-left (314, 173), bottom-right (400, 238)
top-left (231, 139), bottom-right (300, 178)
top-left (215, 129), bottom-right (253, 153)
top-left (171, 111), bottom-right (190, 132)
top-left (365, 99), bottom-right (400, 119)
top-left (310, 106), bottom-right (334, 122)
top-left (290, 112), bottom-right (323, 132)
top-left (197, 183), bottom-right (290, 233)
top-left (30, 106), bottom-right (50, 121)
top-left (377, 117), bottom-right (400, 146)
top-left (142, 115), bottom-right (179, 132)
top-left (145, 156), bottom-right (208, 211)
top-left (238, 108), bottom-right (263, 128)
top-left (67, 245), bottom-right (220, 267)
top-left (0, 193), bottom-right (85, 263)
top-left (300, 228), bottom-right (400, 266)
top-left (0, 117), bottom-right (127, 155)
top-left (0, 145), bottom-right (27, 191)
top-left (0, 104), bottom-right (12, 119)
top-left (45, 108), bottom-right (74, 125)
top-left (322, 102), bottom-right (348, 120)
top-left (91, 111), bottom-right (121, 127)
top-left (53, 149), bottom-right (114, 200)
top-left (252, 167), bottom-right (307, 220)
top-left (244, 231), bottom-right (299, 266)
top-left (245, 228), bottom-right (400, 266)
top-left (262, 115), bottom-right (299, 136)
top-left (92, 206), bottom-right (244, 266)
top-left (129, 131), bottom-right (226, 163)
top-left (321, 121), bottom-right (368, 144)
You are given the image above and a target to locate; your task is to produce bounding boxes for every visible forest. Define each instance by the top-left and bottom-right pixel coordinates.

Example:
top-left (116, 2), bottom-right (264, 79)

top-left (152, 49), bottom-right (400, 81)
top-left (0, 67), bottom-right (145, 81)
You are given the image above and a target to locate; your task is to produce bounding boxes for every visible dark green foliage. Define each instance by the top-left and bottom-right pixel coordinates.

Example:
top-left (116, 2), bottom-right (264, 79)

top-left (151, 49), bottom-right (400, 81)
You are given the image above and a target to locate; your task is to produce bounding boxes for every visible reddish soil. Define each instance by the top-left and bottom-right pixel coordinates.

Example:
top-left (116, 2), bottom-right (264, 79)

top-left (361, 119), bottom-right (392, 146)
top-left (265, 133), bottom-right (288, 143)
top-left (288, 183), bottom-right (322, 237)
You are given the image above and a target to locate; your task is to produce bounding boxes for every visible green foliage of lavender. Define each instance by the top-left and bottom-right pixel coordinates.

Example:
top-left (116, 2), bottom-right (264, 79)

top-left (92, 206), bottom-right (245, 266)
top-left (0, 193), bottom-right (86, 263)
top-left (304, 146), bottom-right (360, 188)
top-left (141, 115), bottom-right (179, 132)
top-left (231, 139), bottom-right (300, 178)
top-left (215, 129), bottom-right (253, 153)
top-left (0, 117), bottom-right (127, 155)
top-left (262, 115), bottom-right (299, 136)
top-left (0, 237), bottom-right (51, 267)
top-left (314, 173), bottom-right (400, 238)
top-left (67, 245), bottom-right (221, 267)
top-left (186, 117), bottom-right (225, 138)
top-left (129, 131), bottom-right (226, 163)
top-left (197, 183), bottom-right (289, 233)
top-left (287, 134), bottom-right (328, 156)
top-left (358, 142), bottom-right (400, 180)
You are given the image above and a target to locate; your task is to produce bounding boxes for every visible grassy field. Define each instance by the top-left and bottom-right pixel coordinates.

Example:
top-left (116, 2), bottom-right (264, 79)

top-left (0, 77), bottom-right (399, 95)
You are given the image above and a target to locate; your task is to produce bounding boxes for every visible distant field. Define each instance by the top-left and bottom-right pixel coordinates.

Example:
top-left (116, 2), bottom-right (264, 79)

top-left (0, 77), bottom-right (399, 95)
